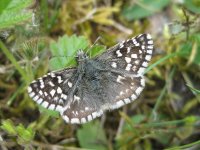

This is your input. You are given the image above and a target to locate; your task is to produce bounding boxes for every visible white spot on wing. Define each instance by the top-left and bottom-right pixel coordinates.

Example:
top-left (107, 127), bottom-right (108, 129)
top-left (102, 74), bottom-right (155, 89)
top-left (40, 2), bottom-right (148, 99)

top-left (92, 112), bottom-right (98, 119)
top-left (33, 95), bottom-right (39, 101)
top-left (131, 54), bottom-right (138, 58)
top-left (134, 60), bottom-right (139, 64)
top-left (50, 73), bottom-right (55, 77)
top-left (37, 98), bottom-right (43, 104)
top-left (148, 40), bottom-right (153, 44)
top-left (50, 89), bottom-right (56, 97)
top-left (57, 76), bottom-right (63, 83)
top-left (145, 55), bottom-right (152, 61)
top-left (127, 47), bottom-right (131, 53)
top-left (87, 115), bottom-right (93, 121)
top-left (116, 100), bottom-right (124, 107)
top-left (96, 110), bottom-right (103, 117)
top-left (49, 104), bottom-right (55, 110)
top-left (71, 118), bottom-right (80, 124)
top-left (142, 61), bottom-right (148, 67)
top-left (29, 92), bottom-right (35, 97)
top-left (116, 50), bottom-right (122, 57)
top-left (147, 34), bottom-right (152, 39)
top-left (117, 75), bottom-right (125, 84)
top-left (132, 66), bottom-right (137, 71)
top-left (120, 91), bottom-right (125, 95)
top-left (61, 94), bottom-right (67, 99)
top-left (39, 90), bottom-right (43, 95)
top-left (40, 84), bottom-right (44, 89)
top-left (111, 62), bottom-right (117, 68)
top-left (119, 43), bottom-right (124, 48)
top-left (57, 87), bottom-right (62, 94)
top-left (124, 98), bottom-right (131, 104)
top-left (135, 87), bottom-right (143, 95)
top-left (141, 78), bottom-right (145, 87)
top-left (141, 45), bottom-right (145, 50)
top-left (81, 118), bottom-right (87, 123)
top-left (28, 87), bottom-right (32, 93)
top-left (137, 67), bottom-right (145, 75)
top-left (147, 45), bottom-right (153, 49)
top-left (49, 81), bottom-right (55, 87)
top-left (125, 64), bottom-right (132, 71)
top-left (147, 50), bottom-right (152, 54)
top-left (132, 38), bottom-right (137, 44)
top-left (125, 57), bottom-right (131, 63)
top-left (41, 101), bottom-right (48, 108)
top-left (135, 42), bottom-right (140, 46)
top-left (131, 94), bottom-right (137, 100)
top-left (74, 95), bottom-right (80, 101)
top-left (55, 105), bottom-right (63, 112)
top-left (68, 82), bottom-right (72, 88)
top-left (63, 115), bottom-right (69, 122)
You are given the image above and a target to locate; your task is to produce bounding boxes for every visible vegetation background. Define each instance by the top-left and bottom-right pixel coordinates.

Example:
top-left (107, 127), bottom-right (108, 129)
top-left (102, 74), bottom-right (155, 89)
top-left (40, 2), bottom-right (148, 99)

top-left (0, 0), bottom-right (200, 149)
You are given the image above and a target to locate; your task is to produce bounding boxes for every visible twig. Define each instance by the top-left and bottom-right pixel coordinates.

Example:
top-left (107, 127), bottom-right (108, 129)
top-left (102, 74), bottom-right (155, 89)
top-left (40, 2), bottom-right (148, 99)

top-left (112, 21), bottom-right (133, 35)
top-left (116, 106), bottom-right (127, 138)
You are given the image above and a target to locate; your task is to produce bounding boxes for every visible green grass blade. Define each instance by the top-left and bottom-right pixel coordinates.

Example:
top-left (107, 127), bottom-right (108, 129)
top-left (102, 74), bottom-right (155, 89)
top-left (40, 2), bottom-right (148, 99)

top-left (0, 40), bottom-right (28, 81)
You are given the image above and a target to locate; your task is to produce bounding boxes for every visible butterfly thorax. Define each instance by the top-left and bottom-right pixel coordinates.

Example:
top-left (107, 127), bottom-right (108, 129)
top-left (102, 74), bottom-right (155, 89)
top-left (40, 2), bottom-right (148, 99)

top-left (75, 51), bottom-right (109, 108)
top-left (76, 50), bottom-right (89, 74)
top-left (76, 50), bottom-right (107, 79)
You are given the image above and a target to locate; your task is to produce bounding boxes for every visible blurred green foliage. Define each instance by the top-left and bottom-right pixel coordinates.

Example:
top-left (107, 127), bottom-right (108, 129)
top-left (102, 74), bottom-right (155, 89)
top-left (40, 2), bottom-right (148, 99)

top-left (122, 0), bottom-right (170, 20)
top-left (77, 120), bottom-right (107, 150)
top-left (1, 120), bottom-right (35, 148)
top-left (0, 0), bottom-right (33, 30)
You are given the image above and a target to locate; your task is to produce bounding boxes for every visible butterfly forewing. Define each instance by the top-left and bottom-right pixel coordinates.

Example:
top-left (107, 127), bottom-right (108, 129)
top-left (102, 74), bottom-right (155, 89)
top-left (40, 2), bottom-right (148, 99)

top-left (27, 34), bottom-right (153, 124)
top-left (97, 34), bottom-right (153, 76)
top-left (28, 68), bottom-right (76, 112)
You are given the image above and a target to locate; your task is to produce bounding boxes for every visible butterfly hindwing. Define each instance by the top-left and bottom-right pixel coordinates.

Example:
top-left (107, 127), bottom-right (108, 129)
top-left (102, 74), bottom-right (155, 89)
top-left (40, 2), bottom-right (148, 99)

top-left (61, 72), bottom-right (145, 124)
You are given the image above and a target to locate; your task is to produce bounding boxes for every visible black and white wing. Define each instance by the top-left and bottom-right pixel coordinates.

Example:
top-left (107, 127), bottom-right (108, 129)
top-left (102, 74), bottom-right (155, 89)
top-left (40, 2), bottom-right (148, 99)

top-left (28, 68), bottom-right (76, 112)
top-left (61, 34), bottom-right (154, 124)
top-left (28, 34), bottom-right (154, 124)
top-left (96, 34), bottom-right (153, 76)
top-left (61, 74), bottom-right (145, 124)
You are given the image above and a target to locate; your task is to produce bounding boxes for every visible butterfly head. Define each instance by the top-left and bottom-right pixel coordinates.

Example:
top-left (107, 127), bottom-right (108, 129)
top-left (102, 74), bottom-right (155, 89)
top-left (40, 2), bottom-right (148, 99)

top-left (76, 49), bottom-right (88, 62)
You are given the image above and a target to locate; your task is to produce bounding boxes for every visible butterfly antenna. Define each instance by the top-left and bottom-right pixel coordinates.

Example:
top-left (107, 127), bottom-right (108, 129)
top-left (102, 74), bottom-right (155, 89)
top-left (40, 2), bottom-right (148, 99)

top-left (86, 36), bottom-right (101, 57)
top-left (49, 55), bottom-right (72, 59)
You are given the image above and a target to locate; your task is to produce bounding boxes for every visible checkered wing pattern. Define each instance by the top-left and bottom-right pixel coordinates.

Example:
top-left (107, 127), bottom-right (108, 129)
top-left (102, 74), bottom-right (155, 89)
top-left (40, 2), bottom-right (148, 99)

top-left (28, 68), bottom-right (76, 112)
top-left (97, 34), bottom-right (153, 76)
top-left (61, 73), bottom-right (145, 124)
top-left (28, 34), bottom-right (153, 124)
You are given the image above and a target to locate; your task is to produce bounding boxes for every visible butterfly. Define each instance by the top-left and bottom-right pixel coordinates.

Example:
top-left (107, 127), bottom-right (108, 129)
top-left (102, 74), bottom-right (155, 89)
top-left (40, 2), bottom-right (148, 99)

top-left (27, 34), bottom-right (153, 124)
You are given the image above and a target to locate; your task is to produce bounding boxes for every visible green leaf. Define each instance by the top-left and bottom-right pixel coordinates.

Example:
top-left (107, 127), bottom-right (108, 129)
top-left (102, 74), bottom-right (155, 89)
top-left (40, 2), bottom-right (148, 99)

top-left (49, 35), bottom-right (106, 71)
top-left (38, 105), bottom-right (60, 117)
top-left (89, 44), bottom-right (106, 58)
top-left (184, 0), bottom-right (200, 14)
top-left (123, 114), bottom-right (146, 131)
top-left (0, 120), bottom-right (17, 135)
top-left (0, 120), bottom-right (35, 144)
top-left (77, 121), bottom-right (108, 150)
top-left (187, 84), bottom-right (200, 94)
top-left (122, 0), bottom-right (170, 20)
top-left (16, 124), bottom-right (35, 142)
top-left (0, 0), bottom-right (33, 30)
top-left (179, 40), bottom-right (200, 65)
top-left (49, 35), bottom-right (89, 70)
